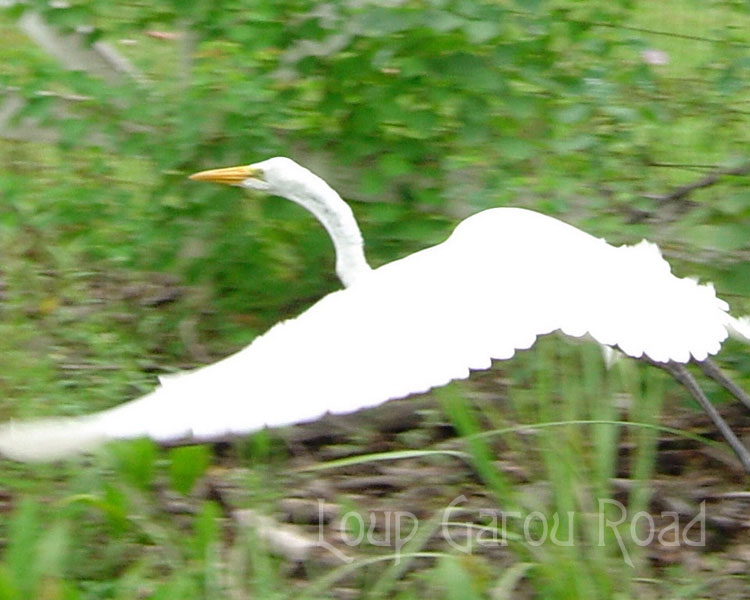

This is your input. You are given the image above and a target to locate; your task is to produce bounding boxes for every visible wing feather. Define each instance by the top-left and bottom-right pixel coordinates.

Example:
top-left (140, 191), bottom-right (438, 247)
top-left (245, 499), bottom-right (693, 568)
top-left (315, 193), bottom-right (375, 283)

top-left (0, 208), bottom-right (738, 460)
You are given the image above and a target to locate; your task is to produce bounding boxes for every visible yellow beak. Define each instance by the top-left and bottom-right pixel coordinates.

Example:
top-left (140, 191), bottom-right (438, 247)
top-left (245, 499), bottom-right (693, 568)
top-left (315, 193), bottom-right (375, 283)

top-left (188, 165), bottom-right (259, 185)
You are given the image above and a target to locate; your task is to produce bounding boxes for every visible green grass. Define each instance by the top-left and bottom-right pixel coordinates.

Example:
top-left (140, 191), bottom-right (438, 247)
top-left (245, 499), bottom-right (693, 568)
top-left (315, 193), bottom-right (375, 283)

top-left (3, 340), bottom-right (738, 599)
top-left (1, 0), bottom-right (750, 597)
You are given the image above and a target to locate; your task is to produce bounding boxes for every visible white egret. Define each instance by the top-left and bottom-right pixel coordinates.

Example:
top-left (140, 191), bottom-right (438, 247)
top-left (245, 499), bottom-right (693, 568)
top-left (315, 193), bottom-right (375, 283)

top-left (1, 157), bottom-right (749, 467)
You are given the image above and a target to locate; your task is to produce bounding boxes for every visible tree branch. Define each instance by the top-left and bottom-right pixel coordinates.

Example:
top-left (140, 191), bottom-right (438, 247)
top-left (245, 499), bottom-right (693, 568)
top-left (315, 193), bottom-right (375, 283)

top-left (629, 161), bottom-right (750, 223)
top-left (645, 162), bottom-right (750, 204)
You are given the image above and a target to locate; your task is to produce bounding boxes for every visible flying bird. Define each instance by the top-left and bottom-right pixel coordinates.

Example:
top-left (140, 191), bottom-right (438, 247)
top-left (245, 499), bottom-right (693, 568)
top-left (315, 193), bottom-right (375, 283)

top-left (1, 157), bottom-right (749, 467)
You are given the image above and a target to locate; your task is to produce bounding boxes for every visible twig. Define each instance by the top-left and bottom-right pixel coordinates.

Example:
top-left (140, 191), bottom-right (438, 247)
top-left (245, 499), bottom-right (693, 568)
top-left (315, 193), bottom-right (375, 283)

top-left (648, 162), bottom-right (721, 170)
top-left (698, 359), bottom-right (750, 412)
top-left (645, 163), bottom-right (750, 204)
top-left (648, 359), bottom-right (750, 473)
top-left (629, 161), bottom-right (750, 223)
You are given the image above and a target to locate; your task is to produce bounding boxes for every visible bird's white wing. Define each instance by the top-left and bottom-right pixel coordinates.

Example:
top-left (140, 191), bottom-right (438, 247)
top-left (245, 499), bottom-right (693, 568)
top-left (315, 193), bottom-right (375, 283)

top-left (0, 208), bottom-right (737, 461)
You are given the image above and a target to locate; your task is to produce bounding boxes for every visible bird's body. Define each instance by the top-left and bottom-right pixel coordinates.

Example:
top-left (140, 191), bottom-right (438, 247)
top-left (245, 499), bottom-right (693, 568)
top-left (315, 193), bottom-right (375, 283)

top-left (1, 158), bottom-right (748, 464)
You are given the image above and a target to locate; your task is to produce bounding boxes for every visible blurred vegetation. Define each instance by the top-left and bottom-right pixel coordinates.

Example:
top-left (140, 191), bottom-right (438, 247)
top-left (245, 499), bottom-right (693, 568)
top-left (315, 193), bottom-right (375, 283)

top-left (1, 0), bottom-right (749, 598)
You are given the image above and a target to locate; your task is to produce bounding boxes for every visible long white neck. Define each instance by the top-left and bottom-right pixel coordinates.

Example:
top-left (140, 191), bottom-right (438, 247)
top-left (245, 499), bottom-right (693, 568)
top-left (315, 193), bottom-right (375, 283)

top-left (285, 179), bottom-right (372, 288)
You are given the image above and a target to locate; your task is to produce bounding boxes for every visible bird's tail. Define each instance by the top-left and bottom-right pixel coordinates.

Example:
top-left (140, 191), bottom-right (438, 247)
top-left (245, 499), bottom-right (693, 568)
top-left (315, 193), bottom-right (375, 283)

top-left (0, 389), bottom-right (170, 462)
top-left (0, 387), bottom-right (201, 462)
top-left (0, 415), bottom-right (108, 462)
top-left (727, 315), bottom-right (750, 343)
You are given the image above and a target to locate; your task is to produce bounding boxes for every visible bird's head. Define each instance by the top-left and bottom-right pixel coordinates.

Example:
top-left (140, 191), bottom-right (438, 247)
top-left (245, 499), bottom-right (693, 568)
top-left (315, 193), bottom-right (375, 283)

top-left (189, 156), bottom-right (314, 198)
top-left (188, 155), bottom-right (368, 286)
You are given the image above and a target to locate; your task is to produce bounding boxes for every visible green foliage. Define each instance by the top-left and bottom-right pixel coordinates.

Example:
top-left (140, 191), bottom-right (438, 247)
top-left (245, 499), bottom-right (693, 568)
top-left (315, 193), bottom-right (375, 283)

top-left (168, 444), bottom-right (211, 494)
top-left (3, 0), bottom-right (749, 330)
top-left (1, 0), bottom-right (749, 598)
top-left (0, 500), bottom-right (73, 600)
top-left (434, 555), bottom-right (485, 600)
top-left (440, 342), bottom-right (667, 597)
top-left (107, 439), bottom-right (158, 490)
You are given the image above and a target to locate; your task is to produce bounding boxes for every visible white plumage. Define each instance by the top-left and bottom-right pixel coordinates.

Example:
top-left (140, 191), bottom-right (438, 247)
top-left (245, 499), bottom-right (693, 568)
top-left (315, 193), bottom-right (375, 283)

top-left (1, 157), bottom-right (748, 463)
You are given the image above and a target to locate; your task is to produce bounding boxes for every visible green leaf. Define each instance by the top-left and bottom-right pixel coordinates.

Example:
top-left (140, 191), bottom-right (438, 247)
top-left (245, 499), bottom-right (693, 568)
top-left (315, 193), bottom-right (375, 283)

top-left (357, 7), bottom-right (416, 36)
top-left (555, 103), bottom-right (592, 124)
top-left (5, 500), bottom-right (42, 598)
top-left (435, 555), bottom-right (485, 600)
top-left (427, 10), bottom-right (465, 32)
top-left (462, 20), bottom-right (501, 44)
top-left (714, 190), bottom-right (750, 216)
top-left (102, 483), bottom-right (131, 535)
top-left (602, 105), bottom-right (638, 122)
top-left (378, 153), bottom-right (411, 177)
top-left (169, 445), bottom-right (211, 495)
top-left (0, 565), bottom-right (20, 600)
top-left (498, 137), bottom-right (535, 161)
top-left (432, 53), bottom-right (500, 92)
top-left (692, 224), bottom-right (750, 252)
top-left (717, 263), bottom-right (750, 296)
top-left (551, 134), bottom-right (597, 152)
top-left (37, 522), bottom-right (70, 580)
top-left (191, 501), bottom-right (222, 560)
top-left (107, 439), bottom-right (158, 490)
top-left (359, 170), bottom-right (387, 196)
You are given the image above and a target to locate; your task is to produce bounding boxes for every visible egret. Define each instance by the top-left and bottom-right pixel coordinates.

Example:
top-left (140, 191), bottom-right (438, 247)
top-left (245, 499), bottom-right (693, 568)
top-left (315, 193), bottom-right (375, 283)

top-left (1, 157), bottom-right (749, 468)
